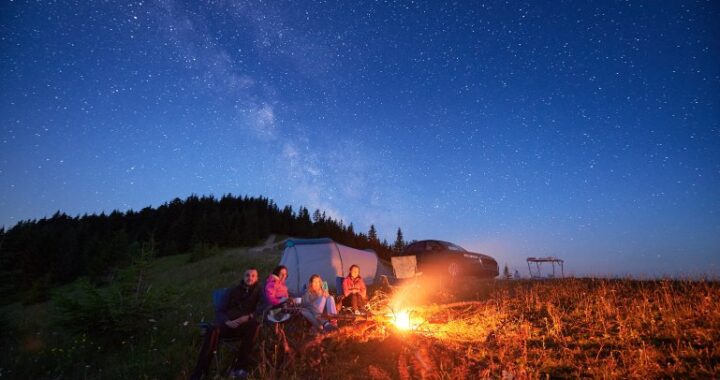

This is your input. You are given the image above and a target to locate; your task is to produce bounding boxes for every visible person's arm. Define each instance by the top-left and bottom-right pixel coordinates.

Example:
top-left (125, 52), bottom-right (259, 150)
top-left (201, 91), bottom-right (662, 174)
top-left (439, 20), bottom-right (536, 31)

top-left (359, 278), bottom-right (367, 299)
top-left (251, 285), bottom-right (264, 320)
top-left (301, 292), bottom-right (313, 309)
top-left (265, 277), bottom-right (280, 305)
top-left (247, 285), bottom-right (260, 320)
top-left (226, 314), bottom-right (254, 328)
top-left (342, 277), bottom-right (352, 297)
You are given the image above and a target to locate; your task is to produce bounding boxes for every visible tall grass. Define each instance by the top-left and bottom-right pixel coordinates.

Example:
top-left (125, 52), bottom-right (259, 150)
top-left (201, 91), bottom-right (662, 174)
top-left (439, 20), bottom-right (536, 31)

top-left (1, 249), bottom-right (718, 379)
top-left (0, 247), bottom-right (280, 379)
top-left (248, 277), bottom-right (720, 379)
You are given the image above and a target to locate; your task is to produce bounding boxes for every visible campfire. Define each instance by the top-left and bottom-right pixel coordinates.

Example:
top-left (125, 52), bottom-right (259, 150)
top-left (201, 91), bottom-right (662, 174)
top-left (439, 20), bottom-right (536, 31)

top-left (386, 309), bottom-right (425, 331)
top-left (300, 282), bottom-right (504, 379)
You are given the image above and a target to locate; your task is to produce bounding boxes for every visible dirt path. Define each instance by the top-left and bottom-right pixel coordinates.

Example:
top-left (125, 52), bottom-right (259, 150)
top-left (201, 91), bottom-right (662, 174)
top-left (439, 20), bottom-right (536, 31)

top-left (249, 234), bottom-right (287, 252)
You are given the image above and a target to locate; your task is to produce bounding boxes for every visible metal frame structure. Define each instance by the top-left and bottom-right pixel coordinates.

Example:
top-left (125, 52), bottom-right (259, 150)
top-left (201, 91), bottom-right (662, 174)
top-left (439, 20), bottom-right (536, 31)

top-left (526, 256), bottom-right (564, 278)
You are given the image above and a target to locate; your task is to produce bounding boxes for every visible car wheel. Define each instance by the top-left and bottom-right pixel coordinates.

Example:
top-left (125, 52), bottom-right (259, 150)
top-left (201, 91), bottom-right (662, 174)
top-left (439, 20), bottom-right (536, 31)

top-left (448, 261), bottom-right (459, 277)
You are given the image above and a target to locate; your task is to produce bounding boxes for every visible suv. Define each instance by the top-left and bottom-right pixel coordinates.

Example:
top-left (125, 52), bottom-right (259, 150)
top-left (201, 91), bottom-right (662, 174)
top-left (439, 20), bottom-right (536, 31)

top-left (402, 240), bottom-right (499, 278)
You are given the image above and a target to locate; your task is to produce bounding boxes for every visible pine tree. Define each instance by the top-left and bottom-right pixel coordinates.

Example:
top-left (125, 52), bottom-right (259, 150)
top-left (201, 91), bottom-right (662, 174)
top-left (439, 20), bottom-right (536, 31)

top-left (393, 228), bottom-right (405, 255)
top-left (503, 264), bottom-right (511, 280)
top-left (368, 224), bottom-right (378, 244)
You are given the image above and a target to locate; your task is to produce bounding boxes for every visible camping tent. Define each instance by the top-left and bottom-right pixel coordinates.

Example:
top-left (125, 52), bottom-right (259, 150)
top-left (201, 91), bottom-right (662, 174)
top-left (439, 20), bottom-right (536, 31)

top-left (280, 238), bottom-right (378, 296)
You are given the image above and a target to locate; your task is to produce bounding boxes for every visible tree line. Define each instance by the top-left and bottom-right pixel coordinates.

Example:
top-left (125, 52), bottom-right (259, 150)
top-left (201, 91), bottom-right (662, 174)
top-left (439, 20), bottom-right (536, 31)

top-left (0, 194), bottom-right (407, 304)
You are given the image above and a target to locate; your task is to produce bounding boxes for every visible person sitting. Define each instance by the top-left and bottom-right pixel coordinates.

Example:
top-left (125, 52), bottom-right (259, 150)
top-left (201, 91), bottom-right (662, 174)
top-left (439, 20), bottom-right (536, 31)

top-left (300, 274), bottom-right (338, 333)
top-left (264, 265), bottom-right (290, 308)
top-left (191, 268), bottom-right (261, 380)
top-left (342, 264), bottom-right (367, 314)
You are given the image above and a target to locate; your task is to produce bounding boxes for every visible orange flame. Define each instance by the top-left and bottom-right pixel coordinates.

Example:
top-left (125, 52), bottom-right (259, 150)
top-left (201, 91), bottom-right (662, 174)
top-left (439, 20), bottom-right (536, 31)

top-left (387, 310), bottom-right (423, 331)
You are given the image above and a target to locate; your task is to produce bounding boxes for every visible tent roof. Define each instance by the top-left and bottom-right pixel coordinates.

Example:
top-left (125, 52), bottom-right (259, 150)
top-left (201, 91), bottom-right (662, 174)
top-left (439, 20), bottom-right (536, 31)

top-left (285, 238), bottom-right (334, 247)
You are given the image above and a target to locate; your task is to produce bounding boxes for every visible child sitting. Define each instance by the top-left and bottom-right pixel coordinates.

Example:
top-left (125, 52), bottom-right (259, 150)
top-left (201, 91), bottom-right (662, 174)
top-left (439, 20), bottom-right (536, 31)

top-left (300, 274), bottom-right (338, 333)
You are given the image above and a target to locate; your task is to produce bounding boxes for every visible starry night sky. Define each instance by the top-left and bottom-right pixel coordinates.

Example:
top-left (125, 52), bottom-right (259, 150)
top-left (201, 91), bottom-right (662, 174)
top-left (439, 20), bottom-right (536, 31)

top-left (1, 0), bottom-right (718, 276)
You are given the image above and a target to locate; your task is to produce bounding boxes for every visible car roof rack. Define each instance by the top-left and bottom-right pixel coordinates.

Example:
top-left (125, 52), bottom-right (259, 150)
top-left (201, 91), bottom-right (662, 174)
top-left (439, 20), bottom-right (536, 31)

top-left (526, 257), bottom-right (564, 279)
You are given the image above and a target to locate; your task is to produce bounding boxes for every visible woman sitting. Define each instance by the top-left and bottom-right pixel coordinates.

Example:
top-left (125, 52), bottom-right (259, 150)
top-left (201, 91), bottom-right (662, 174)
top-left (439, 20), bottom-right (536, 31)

top-left (342, 264), bottom-right (367, 314)
top-left (300, 274), bottom-right (338, 333)
top-left (263, 265), bottom-right (290, 319)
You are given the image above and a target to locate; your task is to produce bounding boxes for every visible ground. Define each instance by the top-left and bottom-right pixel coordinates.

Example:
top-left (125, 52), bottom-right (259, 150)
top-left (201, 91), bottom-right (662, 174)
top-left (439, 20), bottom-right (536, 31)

top-left (1, 242), bottom-right (718, 379)
top-left (263, 276), bottom-right (720, 379)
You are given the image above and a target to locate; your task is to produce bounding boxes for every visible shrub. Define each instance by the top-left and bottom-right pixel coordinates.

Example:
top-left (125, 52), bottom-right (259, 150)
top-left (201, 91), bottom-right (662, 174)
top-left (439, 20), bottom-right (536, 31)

top-left (53, 244), bottom-right (174, 342)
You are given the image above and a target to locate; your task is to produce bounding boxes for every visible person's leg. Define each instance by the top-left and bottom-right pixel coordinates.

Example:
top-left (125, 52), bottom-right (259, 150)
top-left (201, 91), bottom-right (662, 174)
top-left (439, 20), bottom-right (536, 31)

top-left (349, 293), bottom-right (360, 310)
top-left (300, 308), bottom-right (322, 330)
top-left (325, 296), bottom-right (337, 315)
top-left (190, 325), bottom-right (221, 380)
top-left (342, 295), bottom-right (353, 309)
top-left (311, 295), bottom-right (326, 314)
top-left (232, 320), bottom-right (259, 371)
top-left (358, 295), bottom-right (367, 309)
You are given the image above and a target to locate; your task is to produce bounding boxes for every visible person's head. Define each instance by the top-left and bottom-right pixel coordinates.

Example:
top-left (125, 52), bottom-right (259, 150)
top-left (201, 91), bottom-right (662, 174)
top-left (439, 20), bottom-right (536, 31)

top-left (349, 264), bottom-right (360, 278)
top-left (308, 274), bottom-right (322, 293)
top-left (243, 268), bottom-right (259, 286)
top-left (272, 265), bottom-right (288, 282)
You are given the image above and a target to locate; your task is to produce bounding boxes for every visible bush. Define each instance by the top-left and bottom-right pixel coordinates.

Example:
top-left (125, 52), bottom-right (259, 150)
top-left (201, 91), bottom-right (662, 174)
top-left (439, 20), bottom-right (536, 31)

top-left (53, 278), bottom-right (173, 342)
top-left (22, 273), bottom-right (52, 305)
top-left (53, 244), bottom-right (175, 343)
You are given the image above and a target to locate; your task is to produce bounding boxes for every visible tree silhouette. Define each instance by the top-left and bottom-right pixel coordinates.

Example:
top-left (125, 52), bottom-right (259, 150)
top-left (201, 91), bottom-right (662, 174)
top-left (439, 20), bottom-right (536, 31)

top-left (503, 264), bottom-right (511, 280)
top-left (393, 228), bottom-right (405, 255)
top-left (0, 194), bottom-right (398, 304)
top-left (368, 225), bottom-right (378, 244)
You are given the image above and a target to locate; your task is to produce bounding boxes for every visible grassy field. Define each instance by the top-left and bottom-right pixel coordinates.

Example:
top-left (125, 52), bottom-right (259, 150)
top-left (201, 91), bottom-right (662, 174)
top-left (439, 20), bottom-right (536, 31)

top-left (1, 245), bottom-right (719, 379)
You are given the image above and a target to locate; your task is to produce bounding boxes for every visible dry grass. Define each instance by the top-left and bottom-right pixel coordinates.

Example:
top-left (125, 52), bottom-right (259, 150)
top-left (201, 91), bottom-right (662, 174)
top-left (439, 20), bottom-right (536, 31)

top-left (249, 278), bottom-right (720, 379)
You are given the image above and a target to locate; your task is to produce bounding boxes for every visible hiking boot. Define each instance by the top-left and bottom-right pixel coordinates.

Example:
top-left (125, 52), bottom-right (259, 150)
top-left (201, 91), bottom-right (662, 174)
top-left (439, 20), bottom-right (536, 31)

top-left (323, 321), bottom-right (337, 332)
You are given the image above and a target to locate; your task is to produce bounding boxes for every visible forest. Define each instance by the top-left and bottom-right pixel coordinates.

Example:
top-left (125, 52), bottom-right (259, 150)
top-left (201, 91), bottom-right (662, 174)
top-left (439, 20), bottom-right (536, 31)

top-left (0, 194), bottom-right (401, 305)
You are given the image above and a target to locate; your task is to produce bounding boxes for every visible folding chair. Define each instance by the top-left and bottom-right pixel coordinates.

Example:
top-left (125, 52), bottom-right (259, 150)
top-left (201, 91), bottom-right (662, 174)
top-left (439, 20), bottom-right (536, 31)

top-left (335, 276), bottom-right (346, 306)
top-left (197, 288), bottom-right (244, 375)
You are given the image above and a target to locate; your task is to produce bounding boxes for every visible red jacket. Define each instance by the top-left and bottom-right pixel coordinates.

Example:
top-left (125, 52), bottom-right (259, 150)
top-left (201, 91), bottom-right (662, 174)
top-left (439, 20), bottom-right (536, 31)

top-left (264, 274), bottom-right (289, 306)
top-left (342, 275), bottom-right (367, 298)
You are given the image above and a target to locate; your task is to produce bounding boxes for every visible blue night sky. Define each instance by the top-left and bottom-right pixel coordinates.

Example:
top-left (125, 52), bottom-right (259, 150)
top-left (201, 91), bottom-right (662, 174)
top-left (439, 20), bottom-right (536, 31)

top-left (1, 0), bottom-right (718, 277)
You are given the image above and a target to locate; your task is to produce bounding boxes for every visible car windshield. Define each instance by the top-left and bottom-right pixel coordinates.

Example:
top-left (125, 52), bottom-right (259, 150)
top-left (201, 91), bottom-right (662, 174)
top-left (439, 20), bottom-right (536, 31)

top-left (442, 242), bottom-right (466, 251)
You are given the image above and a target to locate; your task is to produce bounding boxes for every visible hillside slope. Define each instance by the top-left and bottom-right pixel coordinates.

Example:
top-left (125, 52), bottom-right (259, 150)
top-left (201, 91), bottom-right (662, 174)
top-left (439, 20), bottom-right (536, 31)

top-left (1, 245), bottom-right (283, 379)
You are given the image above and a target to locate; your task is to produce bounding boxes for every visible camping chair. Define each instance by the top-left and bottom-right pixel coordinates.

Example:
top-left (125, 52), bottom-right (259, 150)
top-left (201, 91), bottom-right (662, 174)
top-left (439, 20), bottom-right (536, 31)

top-left (335, 276), bottom-right (346, 306)
top-left (198, 288), bottom-right (246, 375)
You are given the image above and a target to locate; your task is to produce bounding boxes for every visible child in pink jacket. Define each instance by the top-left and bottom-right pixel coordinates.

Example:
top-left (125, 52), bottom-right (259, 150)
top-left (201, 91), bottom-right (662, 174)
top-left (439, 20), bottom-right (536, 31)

top-left (264, 265), bottom-right (289, 306)
top-left (342, 264), bottom-right (367, 313)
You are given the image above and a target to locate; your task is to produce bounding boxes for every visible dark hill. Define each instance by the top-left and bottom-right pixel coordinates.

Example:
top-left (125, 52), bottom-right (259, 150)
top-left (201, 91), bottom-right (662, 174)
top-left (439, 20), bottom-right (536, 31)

top-left (0, 194), bottom-right (395, 305)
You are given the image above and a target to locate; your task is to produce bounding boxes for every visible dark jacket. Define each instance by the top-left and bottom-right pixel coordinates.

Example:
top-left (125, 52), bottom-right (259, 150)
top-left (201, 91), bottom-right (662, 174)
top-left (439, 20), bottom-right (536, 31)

top-left (215, 281), bottom-right (261, 324)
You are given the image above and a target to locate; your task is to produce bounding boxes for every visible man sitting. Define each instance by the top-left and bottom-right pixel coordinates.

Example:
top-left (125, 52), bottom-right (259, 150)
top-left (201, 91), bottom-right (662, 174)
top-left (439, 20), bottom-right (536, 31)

top-left (191, 268), bottom-right (261, 379)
